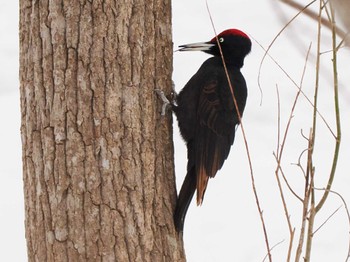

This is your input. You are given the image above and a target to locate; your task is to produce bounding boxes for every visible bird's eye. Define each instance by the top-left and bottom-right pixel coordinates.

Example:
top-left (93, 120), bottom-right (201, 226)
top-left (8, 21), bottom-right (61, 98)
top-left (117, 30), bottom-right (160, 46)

top-left (219, 37), bottom-right (224, 43)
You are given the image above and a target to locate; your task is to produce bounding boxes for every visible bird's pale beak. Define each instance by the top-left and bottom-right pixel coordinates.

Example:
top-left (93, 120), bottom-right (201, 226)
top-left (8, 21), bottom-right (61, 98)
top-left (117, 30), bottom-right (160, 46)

top-left (178, 41), bottom-right (215, 52)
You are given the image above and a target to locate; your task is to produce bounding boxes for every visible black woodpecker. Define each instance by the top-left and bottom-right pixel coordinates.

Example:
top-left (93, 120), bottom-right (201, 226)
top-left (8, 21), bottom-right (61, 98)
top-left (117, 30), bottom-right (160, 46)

top-left (161, 29), bottom-right (252, 232)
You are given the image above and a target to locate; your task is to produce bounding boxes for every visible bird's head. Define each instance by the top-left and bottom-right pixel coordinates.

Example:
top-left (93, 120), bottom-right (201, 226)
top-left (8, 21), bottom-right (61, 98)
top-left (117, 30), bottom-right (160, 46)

top-left (178, 29), bottom-right (252, 67)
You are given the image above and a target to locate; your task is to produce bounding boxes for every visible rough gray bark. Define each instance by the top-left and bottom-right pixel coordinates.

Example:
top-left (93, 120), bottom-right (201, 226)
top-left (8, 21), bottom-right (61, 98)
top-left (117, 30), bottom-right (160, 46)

top-left (19, 0), bottom-right (185, 261)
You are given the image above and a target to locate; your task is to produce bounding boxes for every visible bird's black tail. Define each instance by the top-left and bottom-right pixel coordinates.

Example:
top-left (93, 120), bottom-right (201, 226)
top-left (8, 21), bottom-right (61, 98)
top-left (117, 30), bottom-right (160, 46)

top-left (174, 166), bottom-right (196, 232)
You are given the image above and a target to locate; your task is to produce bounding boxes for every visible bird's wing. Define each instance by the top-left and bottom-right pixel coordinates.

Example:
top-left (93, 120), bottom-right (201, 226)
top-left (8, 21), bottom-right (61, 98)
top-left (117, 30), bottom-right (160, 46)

top-left (195, 78), bottom-right (237, 205)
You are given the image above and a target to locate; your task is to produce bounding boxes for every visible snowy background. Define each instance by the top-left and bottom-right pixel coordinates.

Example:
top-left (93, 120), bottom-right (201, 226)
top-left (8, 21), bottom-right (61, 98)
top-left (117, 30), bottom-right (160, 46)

top-left (2, 0), bottom-right (350, 261)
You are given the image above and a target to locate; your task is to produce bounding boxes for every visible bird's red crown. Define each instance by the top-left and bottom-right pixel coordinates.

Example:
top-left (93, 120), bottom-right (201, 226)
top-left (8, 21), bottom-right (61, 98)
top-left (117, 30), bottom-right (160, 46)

top-left (210, 29), bottom-right (249, 42)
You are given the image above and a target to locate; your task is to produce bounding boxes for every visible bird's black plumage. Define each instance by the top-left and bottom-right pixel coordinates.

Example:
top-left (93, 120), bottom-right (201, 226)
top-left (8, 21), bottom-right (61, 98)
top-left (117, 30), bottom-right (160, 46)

top-left (172, 29), bottom-right (251, 232)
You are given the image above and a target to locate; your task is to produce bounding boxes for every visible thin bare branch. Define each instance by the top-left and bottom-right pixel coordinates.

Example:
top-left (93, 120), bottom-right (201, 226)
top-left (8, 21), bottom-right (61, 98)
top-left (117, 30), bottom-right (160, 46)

top-left (274, 153), bottom-right (303, 202)
top-left (314, 188), bottom-right (350, 261)
top-left (273, 153), bottom-right (294, 262)
top-left (278, 0), bottom-right (347, 39)
top-left (276, 85), bottom-right (281, 158)
top-left (262, 239), bottom-right (286, 262)
top-left (315, 0), bottom-right (342, 213)
top-left (206, 2), bottom-right (272, 261)
top-left (258, 0), bottom-right (316, 90)
top-left (295, 129), bottom-right (314, 262)
top-left (253, 38), bottom-right (336, 139)
top-left (313, 206), bottom-right (342, 235)
top-left (291, 146), bottom-right (308, 179)
top-left (273, 43), bottom-right (311, 212)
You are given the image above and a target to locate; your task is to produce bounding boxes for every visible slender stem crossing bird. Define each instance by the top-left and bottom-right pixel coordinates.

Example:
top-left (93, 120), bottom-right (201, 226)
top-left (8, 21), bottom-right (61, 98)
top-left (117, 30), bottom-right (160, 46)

top-left (158, 29), bottom-right (251, 232)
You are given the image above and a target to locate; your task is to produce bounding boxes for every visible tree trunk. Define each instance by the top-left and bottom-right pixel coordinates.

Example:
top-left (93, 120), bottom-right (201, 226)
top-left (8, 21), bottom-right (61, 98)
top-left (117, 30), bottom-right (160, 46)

top-left (19, 0), bottom-right (185, 261)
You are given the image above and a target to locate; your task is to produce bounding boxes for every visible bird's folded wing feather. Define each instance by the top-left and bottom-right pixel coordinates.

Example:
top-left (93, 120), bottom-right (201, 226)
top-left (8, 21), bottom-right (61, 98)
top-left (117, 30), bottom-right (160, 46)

top-left (195, 78), bottom-right (236, 205)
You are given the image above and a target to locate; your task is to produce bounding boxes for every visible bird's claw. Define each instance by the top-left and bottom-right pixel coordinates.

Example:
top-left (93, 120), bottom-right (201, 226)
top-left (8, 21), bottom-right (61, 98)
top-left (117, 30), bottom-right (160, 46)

top-left (155, 89), bottom-right (171, 116)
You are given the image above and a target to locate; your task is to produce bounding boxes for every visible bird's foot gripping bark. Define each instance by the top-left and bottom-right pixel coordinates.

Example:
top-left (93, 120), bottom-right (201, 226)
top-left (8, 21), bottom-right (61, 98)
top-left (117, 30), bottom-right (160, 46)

top-left (155, 89), bottom-right (171, 116)
top-left (155, 81), bottom-right (177, 116)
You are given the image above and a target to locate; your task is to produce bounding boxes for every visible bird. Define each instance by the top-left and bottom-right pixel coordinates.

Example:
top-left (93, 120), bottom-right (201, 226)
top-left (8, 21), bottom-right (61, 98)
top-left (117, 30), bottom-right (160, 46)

top-left (157, 29), bottom-right (252, 232)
